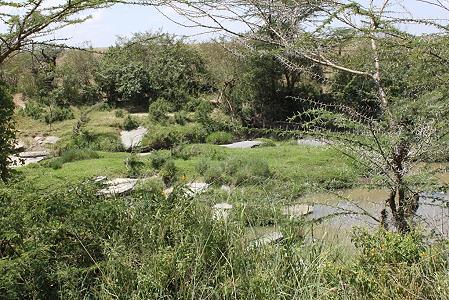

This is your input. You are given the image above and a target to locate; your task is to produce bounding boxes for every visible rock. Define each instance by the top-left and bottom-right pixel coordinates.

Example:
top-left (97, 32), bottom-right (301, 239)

top-left (297, 138), bottom-right (328, 147)
top-left (34, 136), bottom-right (44, 144)
top-left (93, 176), bottom-right (107, 183)
top-left (212, 202), bottom-right (233, 220)
top-left (121, 127), bottom-right (147, 150)
top-left (164, 187), bottom-right (174, 197)
top-left (9, 151), bottom-right (49, 168)
top-left (220, 141), bottom-right (263, 149)
top-left (250, 232), bottom-right (284, 248)
top-left (221, 185), bottom-right (232, 193)
top-left (14, 140), bottom-right (25, 151)
top-left (97, 178), bottom-right (139, 196)
top-left (282, 204), bottom-right (313, 218)
top-left (186, 182), bottom-right (210, 196)
top-left (19, 151), bottom-right (49, 158)
top-left (42, 136), bottom-right (60, 145)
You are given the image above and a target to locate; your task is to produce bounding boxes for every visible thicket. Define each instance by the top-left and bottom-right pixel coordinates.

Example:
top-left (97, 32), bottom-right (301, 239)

top-left (0, 182), bottom-right (447, 299)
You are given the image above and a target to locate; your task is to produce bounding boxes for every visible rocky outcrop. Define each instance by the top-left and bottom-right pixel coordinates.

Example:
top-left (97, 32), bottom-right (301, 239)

top-left (121, 127), bottom-right (147, 151)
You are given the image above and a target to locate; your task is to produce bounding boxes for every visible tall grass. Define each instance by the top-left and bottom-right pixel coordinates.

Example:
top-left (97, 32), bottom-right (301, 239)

top-left (0, 181), bottom-right (447, 299)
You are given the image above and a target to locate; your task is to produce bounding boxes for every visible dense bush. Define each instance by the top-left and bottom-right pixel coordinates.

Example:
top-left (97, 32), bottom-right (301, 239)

top-left (206, 131), bottom-right (234, 145)
top-left (160, 159), bottom-right (178, 186)
top-left (43, 105), bottom-right (75, 124)
top-left (61, 130), bottom-right (123, 152)
top-left (1, 182), bottom-right (447, 299)
top-left (142, 124), bottom-right (207, 150)
top-left (125, 154), bottom-right (145, 178)
top-left (23, 100), bottom-right (74, 123)
top-left (0, 82), bottom-right (15, 181)
top-left (97, 33), bottom-right (209, 108)
top-left (199, 156), bottom-right (271, 185)
top-left (148, 97), bottom-right (174, 123)
top-left (42, 149), bottom-right (100, 169)
top-left (122, 115), bottom-right (140, 131)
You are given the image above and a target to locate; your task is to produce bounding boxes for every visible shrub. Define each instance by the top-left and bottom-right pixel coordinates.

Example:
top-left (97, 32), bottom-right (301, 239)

top-left (115, 109), bottom-right (125, 118)
top-left (61, 130), bottom-right (123, 152)
top-left (148, 98), bottom-right (174, 123)
top-left (258, 138), bottom-right (276, 147)
top-left (160, 159), bottom-right (178, 186)
top-left (61, 149), bottom-right (100, 163)
top-left (174, 110), bottom-right (187, 125)
top-left (195, 158), bottom-right (211, 175)
top-left (199, 157), bottom-right (271, 185)
top-left (44, 106), bottom-right (75, 124)
top-left (122, 115), bottom-right (140, 131)
top-left (23, 100), bottom-right (46, 120)
top-left (42, 158), bottom-right (64, 170)
top-left (206, 131), bottom-right (234, 145)
top-left (151, 151), bottom-right (170, 170)
top-left (125, 154), bottom-right (145, 178)
top-left (142, 124), bottom-right (207, 150)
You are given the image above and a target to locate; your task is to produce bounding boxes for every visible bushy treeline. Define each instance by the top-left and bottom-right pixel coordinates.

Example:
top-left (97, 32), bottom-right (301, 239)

top-left (0, 181), bottom-right (448, 299)
top-left (3, 31), bottom-right (449, 129)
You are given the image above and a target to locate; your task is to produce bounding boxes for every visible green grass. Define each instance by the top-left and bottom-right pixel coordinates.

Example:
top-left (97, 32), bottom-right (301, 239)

top-left (172, 143), bottom-right (359, 190)
top-left (18, 151), bottom-right (129, 190)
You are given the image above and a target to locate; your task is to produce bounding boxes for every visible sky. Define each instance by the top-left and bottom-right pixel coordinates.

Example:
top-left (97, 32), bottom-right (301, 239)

top-left (21, 0), bottom-right (449, 47)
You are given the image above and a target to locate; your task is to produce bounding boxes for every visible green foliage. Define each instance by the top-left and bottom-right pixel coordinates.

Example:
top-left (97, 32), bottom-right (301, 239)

top-left (142, 124), bottom-right (207, 150)
top-left (62, 130), bottom-right (123, 152)
top-left (97, 33), bottom-right (209, 108)
top-left (150, 151), bottom-right (170, 170)
top-left (160, 159), bottom-right (178, 186)
top-left (115, 109), bottom-right (125, 118)
top-left (200, 157), bottom-right (271, 185)
top-left (122, 115), bottom-right (140, 131)
top-left (23, 100), bottom-right (46, 120)
top-left (2, 182), bottom-right (446, 299)
top-left (257, 138), bottom-right (276, 147)
top-left (323, 229), bottom-right (449, 299)
top-left (173, 110), bottom-right (188, 125)
top-left (125, 154), bottom-right (145, 178)
top-left (148, 97), bottom-right (174, 123)
top-left (23, 100), bottom-right (74, 124)
top-left (223, 46), bottom-right (322, 126)
top-left (42, 149), bottom-right (100, 170)
top-left (54, 50), bottom-right (102, 105)
top-left (60, 149), bottom-right (100, 163)
top-left (0, 82), bottom-right (15, 182)
top-left (206, 131), bottom-right (234, 145)
top-left (43, 105), bottom-right (75, 124)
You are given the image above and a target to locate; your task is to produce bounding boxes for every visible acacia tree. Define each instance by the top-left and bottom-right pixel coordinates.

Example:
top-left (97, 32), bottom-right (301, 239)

top-left (160, 0), bottom-right (449, 233)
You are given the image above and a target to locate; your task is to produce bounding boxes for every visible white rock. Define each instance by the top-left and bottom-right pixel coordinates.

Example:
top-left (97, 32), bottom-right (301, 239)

top-left (14, 140), bottom-right (25, 151)
top-left (221, 185), bottom-right (232, 193)
top-left (93, 176), bottom-right (107, 183)
top-left (164, 187), bottom-right (174, 197)
top-left (220, 141), bottom-right (263, 149)
top-left (186, 182), bottom-right (210, 196)
top-left (297, 138), bottom-right (328, 147)
top-left (121, 127), bottom-right (147, 150)
top-left (250, 232), bottom-right (284, 248)
top-left (282, 204), bottom-right (313, 218)
top-left (18, 151), bottom-right (49, 158)
top-left (97, 178), bottom-right (139, 196)
top-left (9, 155), bottom-right (46, 168)
top-left (42, 136), bottom-right (60, 145)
